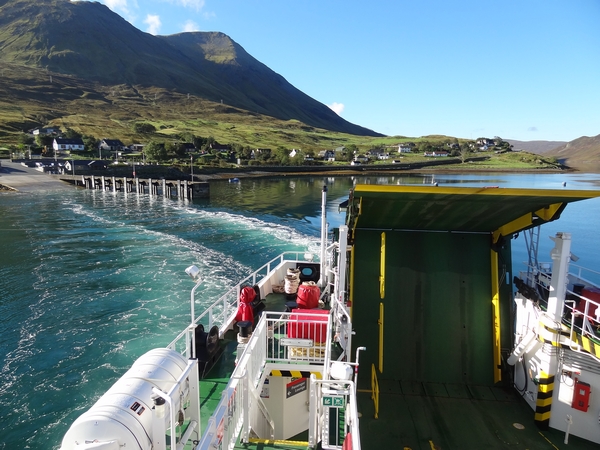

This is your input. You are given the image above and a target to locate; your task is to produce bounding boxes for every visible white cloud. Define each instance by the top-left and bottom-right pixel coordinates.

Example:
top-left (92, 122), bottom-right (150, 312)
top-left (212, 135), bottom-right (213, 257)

top-left (164, 0), bottom-right (205, 12)
top-left (144, 14), bottom-right (162, 35)
top-left (328, 102), bottom-right (345, 115)
top-left (105, 0), bottom-right (129, 13)
top-left (182, 20), bottom-right (200, 32)
top-left (101, 0), bottom-right (137, 24)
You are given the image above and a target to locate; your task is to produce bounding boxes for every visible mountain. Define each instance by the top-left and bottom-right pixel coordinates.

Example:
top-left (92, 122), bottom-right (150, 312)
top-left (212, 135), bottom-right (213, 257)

top-left (505, 140), bottom-right (566, 154)
top-left (543, 135), bottom-right (600, 172)
top-left (0, 0), bottom-right (381, 137)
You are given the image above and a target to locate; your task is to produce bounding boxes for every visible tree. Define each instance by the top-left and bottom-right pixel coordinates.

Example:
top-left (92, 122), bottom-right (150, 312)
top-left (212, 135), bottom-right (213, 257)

top-left (459, 144), bottom-right (472, 163)
top-left (82, 134), bottom-right (99, 152)
top-left (35, 134), bottom-right (53, 149)
top-left (273, 146), bottom-right (289, 164)
top-left (193, 135), bottom-right (208, 149)
top-left (64, 128), bottom-right (82, 139)
top-left (133, 122), bottom-right (156, 134)
top-left (144, 141), bottom-right (168, 162)
top-left (19, 133), bottom-right (34, 145)
top-left (174, 142), bottom-right (188, 158)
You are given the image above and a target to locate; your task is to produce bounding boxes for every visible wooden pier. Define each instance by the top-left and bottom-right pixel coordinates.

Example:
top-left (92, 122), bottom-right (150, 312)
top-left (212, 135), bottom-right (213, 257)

top-left (76, 175), bottom-right (209, 199)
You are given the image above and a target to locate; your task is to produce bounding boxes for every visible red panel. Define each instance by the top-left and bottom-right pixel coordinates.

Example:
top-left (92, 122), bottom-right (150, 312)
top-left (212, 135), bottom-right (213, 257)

top-left (578, 287), bottom-right (600, 320)
top-left (287, 309), bottom-right (329, 343)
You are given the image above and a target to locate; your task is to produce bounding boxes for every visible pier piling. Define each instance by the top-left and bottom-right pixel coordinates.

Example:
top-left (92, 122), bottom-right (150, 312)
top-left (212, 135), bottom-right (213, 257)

top-left (75, 175), bottom-right (209, 199)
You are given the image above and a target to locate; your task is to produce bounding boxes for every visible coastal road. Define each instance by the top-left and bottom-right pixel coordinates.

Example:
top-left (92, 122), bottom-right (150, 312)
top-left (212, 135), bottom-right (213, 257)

top-left (0, 160), bottom-right (72, 192)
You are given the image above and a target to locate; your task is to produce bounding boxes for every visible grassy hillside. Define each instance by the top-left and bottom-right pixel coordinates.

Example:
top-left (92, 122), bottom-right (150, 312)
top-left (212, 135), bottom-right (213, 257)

top-left (0, 0), bottom-right (380, 136)
top-left (544, 135), bottom-right (600, 172)
top-left (505, 140), bottom-right (566, 154)
top-left (0, 62), bottom-right (436, 152)
top-left (0, 0), bottom-right (594, 171)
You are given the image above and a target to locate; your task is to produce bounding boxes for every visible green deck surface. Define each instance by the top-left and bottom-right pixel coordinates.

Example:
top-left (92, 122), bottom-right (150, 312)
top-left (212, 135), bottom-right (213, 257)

top-left (355, 382), bottom-right (599, 450)
top-left (197, 286), bottom-right (598, 449)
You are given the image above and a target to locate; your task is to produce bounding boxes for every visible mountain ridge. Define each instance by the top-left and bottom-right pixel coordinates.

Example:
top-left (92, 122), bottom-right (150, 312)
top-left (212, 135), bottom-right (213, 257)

top-left (0, 0), bottom-right (381, 137)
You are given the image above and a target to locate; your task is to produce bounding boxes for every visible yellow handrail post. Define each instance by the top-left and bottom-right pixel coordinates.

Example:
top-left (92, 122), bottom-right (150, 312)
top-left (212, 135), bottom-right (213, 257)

top-left (378, 302), bottom-right (384, 373)
top-left (371, 364), bottom-right (379, 419)
top-left (491, 249), bottom-right (502, 383)
top-left (379, 232), bottom-right (386, 299)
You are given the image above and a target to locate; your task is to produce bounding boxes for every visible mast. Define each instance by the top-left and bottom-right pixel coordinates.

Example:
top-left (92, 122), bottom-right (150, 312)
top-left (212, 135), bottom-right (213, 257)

top-left (319, 185), bottom-right (328, 288)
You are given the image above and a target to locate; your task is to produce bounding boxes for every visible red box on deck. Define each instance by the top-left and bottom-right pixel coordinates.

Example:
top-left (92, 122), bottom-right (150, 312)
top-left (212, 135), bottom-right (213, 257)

top-left (287, 309), bottom-right (329, 343)
top-left (578, 287), bottom-right (600, 320)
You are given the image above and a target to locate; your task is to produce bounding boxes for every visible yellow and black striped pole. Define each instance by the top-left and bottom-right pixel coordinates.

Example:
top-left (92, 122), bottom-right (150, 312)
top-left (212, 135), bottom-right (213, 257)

top-left (534, 370), bottom-right (555, 429)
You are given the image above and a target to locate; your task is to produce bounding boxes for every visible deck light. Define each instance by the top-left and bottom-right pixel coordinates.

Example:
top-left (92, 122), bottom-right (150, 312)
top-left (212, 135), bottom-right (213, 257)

top-left (185, 265), bottom-right (201, 280)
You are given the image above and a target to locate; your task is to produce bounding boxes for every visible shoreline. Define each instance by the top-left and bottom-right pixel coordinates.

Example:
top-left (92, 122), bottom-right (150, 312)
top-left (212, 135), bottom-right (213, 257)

top-left (0, 159), bottom-right (574, 192)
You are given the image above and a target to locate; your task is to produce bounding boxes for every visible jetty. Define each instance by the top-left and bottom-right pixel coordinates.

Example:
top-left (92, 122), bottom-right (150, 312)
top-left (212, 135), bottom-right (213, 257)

top-left (66, 175), bottom-right (209, 199)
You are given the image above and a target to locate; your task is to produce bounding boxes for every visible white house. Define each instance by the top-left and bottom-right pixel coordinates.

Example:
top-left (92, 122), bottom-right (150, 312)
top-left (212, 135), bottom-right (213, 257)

top-left (32, 127), bottom-right (60, 136)
top-left (423, 151), bottom-right (449, 157)
top-left (318, 150), bottom-right (335, 161)
top-left (398, 145), bottom-right (412, 153)
top-left (53, 138), bottom-right (84, 153)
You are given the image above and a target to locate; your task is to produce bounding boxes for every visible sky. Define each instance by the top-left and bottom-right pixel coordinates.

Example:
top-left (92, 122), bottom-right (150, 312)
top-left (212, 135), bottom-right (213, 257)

top-left (79, 0), bottom-right (600, 142)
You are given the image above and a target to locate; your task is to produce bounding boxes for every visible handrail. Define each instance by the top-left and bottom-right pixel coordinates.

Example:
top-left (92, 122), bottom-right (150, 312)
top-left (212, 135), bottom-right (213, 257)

top-left (310, 377), bottom-right (361, 450)
top-left (196, 308), bottom-right (335, 450)
top-left (563, 288), bottom-right (600, 347)
top-left (247, 376), bottom-right (275, 439)
top-left (371, 364), bottom-right (379, 419)
top-left (168, 252), bottom-right (320, 354)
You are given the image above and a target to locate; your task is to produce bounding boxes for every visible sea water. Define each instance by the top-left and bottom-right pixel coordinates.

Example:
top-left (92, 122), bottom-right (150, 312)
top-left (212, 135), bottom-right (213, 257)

top-left (1, 173), bottom-right (599, 449)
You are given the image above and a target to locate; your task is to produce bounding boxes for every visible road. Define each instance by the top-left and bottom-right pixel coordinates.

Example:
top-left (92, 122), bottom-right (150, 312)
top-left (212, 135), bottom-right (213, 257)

top-left (0, 160), bottom-right (72, 192)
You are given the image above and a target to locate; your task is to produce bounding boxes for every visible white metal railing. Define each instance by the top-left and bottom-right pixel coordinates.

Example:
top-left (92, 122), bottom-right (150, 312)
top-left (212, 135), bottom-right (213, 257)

top-left (569, 263), bottom-right (600, 286)
top-left (564, 287), bottom-right (600, 343)
top-left (264, 310), bottom-right (332, 364)
top-left (196, 380), bottom-right (243, 450)
top-left (151, 359), bottom-right (200, 450)
top-left (195, 308), bottom-right (336, 450)
top-left (517, 263), bottom-right (600, 352)
top-left (309, 376), bottom-right (361, 450)
top-left (246, 375), bottom-right (275, 440)
top-left (168, 252), bottom-right (320, 355)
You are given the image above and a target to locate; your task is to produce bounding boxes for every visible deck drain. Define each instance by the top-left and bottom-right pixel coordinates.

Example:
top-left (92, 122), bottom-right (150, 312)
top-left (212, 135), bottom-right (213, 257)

top-left (513, 423), bottom-right (525, 430)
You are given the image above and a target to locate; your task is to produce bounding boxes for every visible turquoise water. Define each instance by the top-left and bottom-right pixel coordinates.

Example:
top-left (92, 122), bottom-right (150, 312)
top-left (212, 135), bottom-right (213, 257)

top-left (1, 173), bottom-right (599, 449)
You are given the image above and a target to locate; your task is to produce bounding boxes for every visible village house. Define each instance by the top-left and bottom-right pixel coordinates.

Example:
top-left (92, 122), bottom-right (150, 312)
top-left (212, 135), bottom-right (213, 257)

top-left (423, 150), bottom-right (450, 157)
top-left (398, 144), bottom-right (413, 154)
top-left (366, 148), bottom-right (386, 157)
top-left (476, 138), bottom-right (496, 150)
top-left (318, 150), bottom-right (336, 161)
top-left (130, 144), bottom-right (145, 153)
top-left (181, 143), bottom-right (197, 153)
top-left (99, 139), bottom-right (125, 153)
top-left (53, 138), bottom-right (84, 154)
top-left (251, 148), bottom-right (271, 159)
top-left (476, 138), bottom-right (495, 146)
top-left (210, 143), bottom-right (230, 152)
top-left (32, 127), bottom-right (60, 136)
top-left (63, 160), bottom-right (107, 175)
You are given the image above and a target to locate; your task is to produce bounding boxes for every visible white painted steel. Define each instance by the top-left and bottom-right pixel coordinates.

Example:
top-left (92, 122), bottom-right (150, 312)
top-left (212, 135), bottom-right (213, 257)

top-left (60, 349), bottom-right (191, 450)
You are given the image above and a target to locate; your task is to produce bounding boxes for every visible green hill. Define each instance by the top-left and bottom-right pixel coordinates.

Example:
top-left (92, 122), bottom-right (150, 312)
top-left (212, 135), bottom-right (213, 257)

top-left (0, 0), bottom-right (380, 141)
